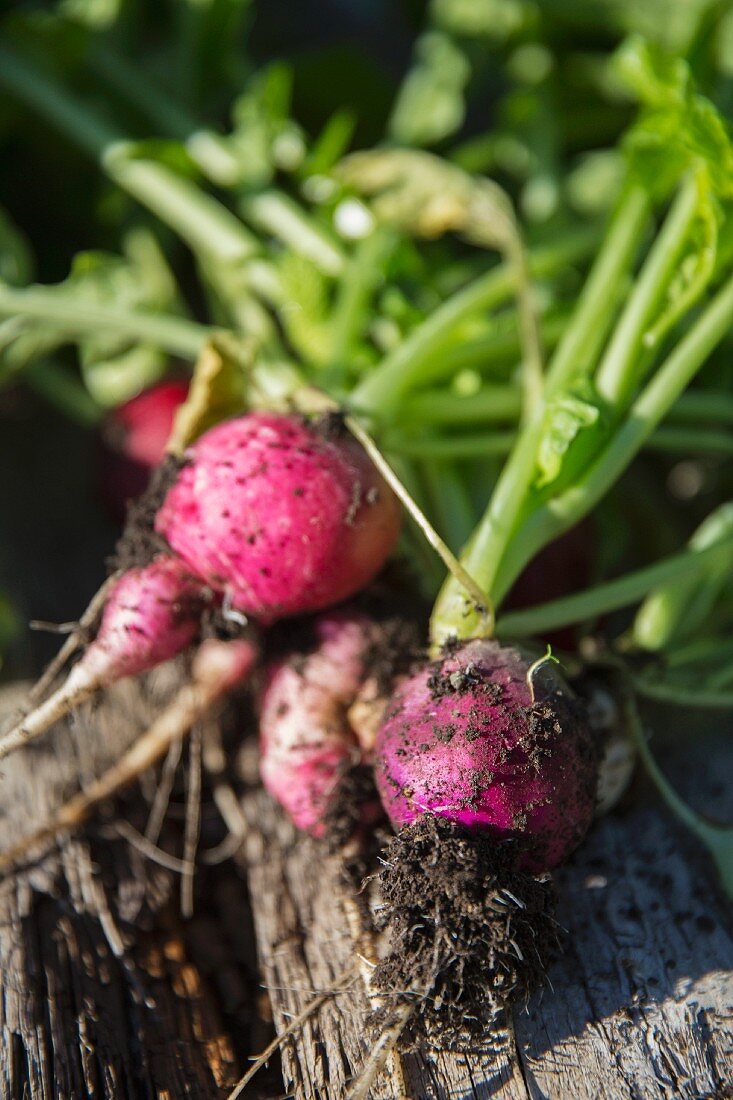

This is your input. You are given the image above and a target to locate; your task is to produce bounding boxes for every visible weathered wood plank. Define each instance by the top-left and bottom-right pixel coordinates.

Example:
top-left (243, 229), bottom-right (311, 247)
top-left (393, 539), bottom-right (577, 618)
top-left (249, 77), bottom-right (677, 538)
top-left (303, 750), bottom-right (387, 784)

top-left (0, 677), bottom-right (243, 1100)
top-left (240, 732), bottom-right (733, 1100)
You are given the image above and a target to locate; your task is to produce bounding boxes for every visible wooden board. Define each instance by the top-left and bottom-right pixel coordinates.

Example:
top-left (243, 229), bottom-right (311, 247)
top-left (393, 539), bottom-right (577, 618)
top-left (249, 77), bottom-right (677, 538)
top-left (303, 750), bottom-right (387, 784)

top-left (240, 729), bottom-right (733, 1100)
top-left (1, 673), bottom-right (731, 1100)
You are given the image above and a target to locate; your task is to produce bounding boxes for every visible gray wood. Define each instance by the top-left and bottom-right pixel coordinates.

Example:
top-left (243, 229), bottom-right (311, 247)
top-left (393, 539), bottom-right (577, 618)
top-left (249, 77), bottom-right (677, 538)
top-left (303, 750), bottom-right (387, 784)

top-left (0, 675), bottom-right (242, 1100)
top-left (240, 731), bottom-right (733, 1100)
top-left (1, 665), bottom-right (731, 1100)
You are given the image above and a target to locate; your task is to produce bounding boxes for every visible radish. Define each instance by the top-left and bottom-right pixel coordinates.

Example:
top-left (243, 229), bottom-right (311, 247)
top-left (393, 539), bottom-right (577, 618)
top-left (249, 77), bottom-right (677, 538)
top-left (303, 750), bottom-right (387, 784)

top-left (154, 412), bottom-right (402, 624)
top-left (375, 638), bottom-right (596, 871)
top-left (0, 555), bottom-right (206, 762)
top-left (369, 638), bottom-right (597, 1047)
top-left (100, 379), bottom-right (189, 522)
top-left (258, 610), bottom-right (381, 837)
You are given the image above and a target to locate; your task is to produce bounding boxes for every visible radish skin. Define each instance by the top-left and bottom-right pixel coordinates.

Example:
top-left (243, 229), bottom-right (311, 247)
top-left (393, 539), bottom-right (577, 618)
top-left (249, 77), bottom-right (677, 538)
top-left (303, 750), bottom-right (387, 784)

top-left (0, 556), bottom-right (205, 762)
top-left (155, 413), bottom-right (402, 624)
top-left (375, 639), bottom-right (596, 872)
top-left (259, 611), bottom-right (378, 835)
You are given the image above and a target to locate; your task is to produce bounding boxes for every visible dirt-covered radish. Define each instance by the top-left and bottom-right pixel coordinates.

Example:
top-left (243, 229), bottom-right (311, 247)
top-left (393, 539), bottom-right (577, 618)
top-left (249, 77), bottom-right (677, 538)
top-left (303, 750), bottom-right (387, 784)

top-left (155, 412), bottom-right (402, 624)
top-left (0, 555), bottom-right (207, 762)
top-left (258, 610), bottom-right (382, 838)
top-left (370, 638), bottom-right (597, 1048)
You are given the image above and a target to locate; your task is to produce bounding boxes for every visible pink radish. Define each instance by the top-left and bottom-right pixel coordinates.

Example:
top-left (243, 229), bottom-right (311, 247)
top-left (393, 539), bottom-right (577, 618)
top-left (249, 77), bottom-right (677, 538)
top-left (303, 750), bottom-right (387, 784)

top-left (155, 413), bottom-right (402, 624)
top-left (259, 611), bottom-right (381, 836)
top-left (0, 556), bottom-right (206, 762)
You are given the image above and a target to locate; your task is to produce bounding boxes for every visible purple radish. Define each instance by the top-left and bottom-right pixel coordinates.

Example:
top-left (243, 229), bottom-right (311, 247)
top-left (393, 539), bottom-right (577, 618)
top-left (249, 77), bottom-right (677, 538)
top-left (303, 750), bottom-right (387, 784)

top-left (0, 555), bottom-right (206, 762)
top-left (375, 638), bottom-right (596, 871)
top-left (368, 638), bottom-right (597, 1049)
top-left (155, 413), bottom-right (402, 625)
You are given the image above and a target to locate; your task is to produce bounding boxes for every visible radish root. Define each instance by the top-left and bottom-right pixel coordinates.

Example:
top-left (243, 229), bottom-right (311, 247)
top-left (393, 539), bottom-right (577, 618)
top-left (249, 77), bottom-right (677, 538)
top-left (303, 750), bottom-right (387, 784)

top-left (0, 638), bottom-right (257, 875)
top-left (227, 968), bottom-right (356, 1098)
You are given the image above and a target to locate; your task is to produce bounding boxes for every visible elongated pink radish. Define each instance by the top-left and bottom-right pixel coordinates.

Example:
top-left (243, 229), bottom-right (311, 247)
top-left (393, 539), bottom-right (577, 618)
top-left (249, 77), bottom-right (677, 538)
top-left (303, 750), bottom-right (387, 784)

top-left (155, 413), bottom-right (402, 624)
top-left (259, 611), bottom-right (380, 836)
top-left (0, 556), bottom-right (206, 763)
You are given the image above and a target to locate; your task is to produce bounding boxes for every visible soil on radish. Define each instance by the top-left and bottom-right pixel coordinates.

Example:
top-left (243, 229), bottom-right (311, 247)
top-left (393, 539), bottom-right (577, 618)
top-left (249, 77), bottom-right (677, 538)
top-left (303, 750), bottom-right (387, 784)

top-left (370, 816), bottom-right (560, 1051)
top-left (111, 455), bottom-right (188, 572)
top-left (322, 763), bottom-right (384, 853)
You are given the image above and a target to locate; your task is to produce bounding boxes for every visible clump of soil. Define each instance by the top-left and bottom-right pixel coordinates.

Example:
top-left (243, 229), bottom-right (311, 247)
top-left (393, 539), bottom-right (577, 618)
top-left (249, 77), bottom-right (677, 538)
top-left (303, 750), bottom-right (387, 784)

top-left (371, 816), bottom-right (560, 1050)
top-left (110, 455), bottom-right (187, 572)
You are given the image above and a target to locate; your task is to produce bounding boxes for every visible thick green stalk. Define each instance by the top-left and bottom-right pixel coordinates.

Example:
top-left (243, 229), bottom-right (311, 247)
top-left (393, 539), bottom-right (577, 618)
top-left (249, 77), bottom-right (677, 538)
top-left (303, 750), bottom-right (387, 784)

top-left (490, 270), bottom-right (733, 606)
top-left (328, 228), bottom-right (396, 377)
top-left (0, 284), bottom-right (208, 357)
top-left (430, 186), bottom-right (650, 645)
top-left (494, 534), bottom-right (733, 637)
top-left (595, 175), bottom-right (700, 408)
top-left (349, 228), bottom-right (598, 417)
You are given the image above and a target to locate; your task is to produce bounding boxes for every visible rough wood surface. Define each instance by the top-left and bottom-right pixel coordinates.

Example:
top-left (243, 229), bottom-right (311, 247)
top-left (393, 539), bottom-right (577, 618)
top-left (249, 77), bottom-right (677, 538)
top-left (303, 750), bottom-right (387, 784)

top-left (0, 676), bottom-right (250, 1100)
top-left (240, 729), bottom-right (733, 1100)
top-left (1, 666), bottom-right (731, 1100)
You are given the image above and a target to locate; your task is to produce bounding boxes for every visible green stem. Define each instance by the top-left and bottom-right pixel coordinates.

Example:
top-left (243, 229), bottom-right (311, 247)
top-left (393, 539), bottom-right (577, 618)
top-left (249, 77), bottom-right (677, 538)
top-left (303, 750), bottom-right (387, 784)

top-left (490, 269), bottom-right (733, 607)
top-left (430, 187), bottom-right (650, 645)
top-left (0, 284), bottom-right (209, 357)
top-left (632, 678), bottom-right (733, 708)
top-left (239, 192), bottom-right (345, 276)
top-left (384, 431), bottom-right (515, 459)
top-left (421, 460), bottom-right (477, 554)
top-left (403, 385), bottom-right (522, 426)
top-left (647, 427), bottom-right (733, 457)
top-left (328, 227), bottom-right (396, 378)
top-left (669, 390), bottom-right (733, 426)
top-left (349, 228), bottom-right (598, 417)
top-left (26, 361), bottom-right (102, 426)
top-left (418, 312), bottom-right (567, 381)
top-left (623, 688), bottom-right (733, 899)
top-left (595, 175), bottom-right (699, 408)
top-left (544, 186), bottom-right (651, 395)
top-left (385, 424), bottom-right (733, 461)
top-left (494, 535), bottom-right (733, 637)
top-left (88, 45), bottom-right (345, 277)
top-left (0, 47), bottom-right (258, 267)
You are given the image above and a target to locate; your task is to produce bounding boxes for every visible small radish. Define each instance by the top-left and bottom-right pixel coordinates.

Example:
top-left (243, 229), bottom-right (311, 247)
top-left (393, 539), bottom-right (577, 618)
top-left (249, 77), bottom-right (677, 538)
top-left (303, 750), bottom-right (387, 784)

top-left (375, 638), bottom-right (596, 872)
top-left (259, 610), bottom-right (381, 837)
top-left (0, 556), bottom-right (207, 762)
top-left (369, 638), bottom-right (597, 1048)
top-left (155, 413), bottom-right (402, 624)
top-left (100, 379), bottom-right (189, 522)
